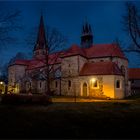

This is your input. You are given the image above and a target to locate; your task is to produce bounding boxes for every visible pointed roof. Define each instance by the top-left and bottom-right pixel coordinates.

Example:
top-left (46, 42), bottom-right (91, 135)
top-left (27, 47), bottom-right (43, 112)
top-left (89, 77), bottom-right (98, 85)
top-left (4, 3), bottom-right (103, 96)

top-left (82, 20), bottom-right (92, 36)
top-left (34, 15), bottom-right (47, 50)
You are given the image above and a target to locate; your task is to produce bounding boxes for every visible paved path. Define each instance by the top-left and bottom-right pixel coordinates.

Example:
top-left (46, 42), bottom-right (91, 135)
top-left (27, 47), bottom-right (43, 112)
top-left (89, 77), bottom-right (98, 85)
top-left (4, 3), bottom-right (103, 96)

top-left (52, 97), bottom-right (133, 103)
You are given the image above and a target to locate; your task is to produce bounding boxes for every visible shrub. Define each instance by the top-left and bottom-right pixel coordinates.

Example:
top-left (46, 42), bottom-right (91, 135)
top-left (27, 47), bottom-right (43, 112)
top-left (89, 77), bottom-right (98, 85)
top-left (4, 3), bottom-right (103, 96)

top-left (1, 94), bottom-right (52, 105)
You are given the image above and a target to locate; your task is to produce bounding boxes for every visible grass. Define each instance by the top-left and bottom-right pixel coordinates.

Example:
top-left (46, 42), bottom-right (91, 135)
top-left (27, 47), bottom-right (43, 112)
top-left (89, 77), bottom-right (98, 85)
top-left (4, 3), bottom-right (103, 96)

top-left (0, 97), bottom-right (140, 138)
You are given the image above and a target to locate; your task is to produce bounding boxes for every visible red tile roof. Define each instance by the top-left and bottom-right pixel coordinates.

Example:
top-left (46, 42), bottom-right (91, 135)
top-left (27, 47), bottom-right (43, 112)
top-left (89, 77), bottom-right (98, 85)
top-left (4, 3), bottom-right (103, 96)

top-left (60, 44), bottom-right (86, 57)
top-left (85, 44), bottom-right (126, 59)
top-left (27, 60), bottom-right (45, 70)
top-left (14, 60), bottom-right (30, 65)
top-left (60, 43), bottom-right (126, 60)
top-left (48, 52), bottom-right (63, 65)
top-left (129, 68), bottom-right (140, 79)
top-left (11, 43), bottom-right (127, 72)
top-left (11, 51), bottom-right (64, 70)
top-left (79, 61), bottom-right (123, 76)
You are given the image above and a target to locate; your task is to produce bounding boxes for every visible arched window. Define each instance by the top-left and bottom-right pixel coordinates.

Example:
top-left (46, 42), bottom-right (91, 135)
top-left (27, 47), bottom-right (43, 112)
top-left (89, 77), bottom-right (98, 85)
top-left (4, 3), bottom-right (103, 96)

top-left (83, 82), bottom-right (87, 96)
top-left (116, 80), bottom-right (121, 89)
top-left (55, 81), bottom-right (57, 88)
top-left (68, 80), bottom-right (71, 90)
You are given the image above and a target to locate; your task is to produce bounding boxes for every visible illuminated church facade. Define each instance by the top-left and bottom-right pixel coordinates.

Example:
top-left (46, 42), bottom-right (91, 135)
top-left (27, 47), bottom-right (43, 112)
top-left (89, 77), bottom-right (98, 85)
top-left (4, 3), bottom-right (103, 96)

top-left (8, 15), bottom-right (130, 99)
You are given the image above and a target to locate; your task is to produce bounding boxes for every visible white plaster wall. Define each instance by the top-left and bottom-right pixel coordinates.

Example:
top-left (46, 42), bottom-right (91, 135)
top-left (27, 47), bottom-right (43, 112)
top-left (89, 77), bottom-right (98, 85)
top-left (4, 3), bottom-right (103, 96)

top-left (114, 75), bottom-right (125, 99)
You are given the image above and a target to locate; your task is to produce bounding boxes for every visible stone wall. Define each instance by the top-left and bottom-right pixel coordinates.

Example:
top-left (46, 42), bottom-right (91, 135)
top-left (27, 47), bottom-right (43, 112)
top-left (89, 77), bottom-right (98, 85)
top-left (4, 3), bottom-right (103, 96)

top-left (8, 65), bottom-right (27, 86)
top-left (61, 56), bottom-right (79, 77)
top-left (8, 65), bottom-right (27, 93)
top-left (78, 55), bottom-right (87, 72)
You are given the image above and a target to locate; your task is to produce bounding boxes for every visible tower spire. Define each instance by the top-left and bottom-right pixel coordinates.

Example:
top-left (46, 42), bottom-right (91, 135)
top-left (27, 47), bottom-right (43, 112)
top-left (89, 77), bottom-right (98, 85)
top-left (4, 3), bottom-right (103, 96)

top-left (33, 15), bottom-right (47, 60)
top-left (36, 14), bottom-right (46, 49)
top-left (81, 18), bottom-right (93, 48)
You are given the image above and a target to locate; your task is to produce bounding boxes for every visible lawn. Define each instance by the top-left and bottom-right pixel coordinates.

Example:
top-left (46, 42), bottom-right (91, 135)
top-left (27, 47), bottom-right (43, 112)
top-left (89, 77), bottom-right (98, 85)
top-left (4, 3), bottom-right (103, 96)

top-left (0, 97), bottom-right (140, 139)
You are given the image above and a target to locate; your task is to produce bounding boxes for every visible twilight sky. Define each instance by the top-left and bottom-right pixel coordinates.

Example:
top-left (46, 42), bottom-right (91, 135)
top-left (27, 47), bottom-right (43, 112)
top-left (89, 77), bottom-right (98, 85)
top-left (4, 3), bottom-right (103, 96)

top-left (0, 1), bottom-right (140, 67)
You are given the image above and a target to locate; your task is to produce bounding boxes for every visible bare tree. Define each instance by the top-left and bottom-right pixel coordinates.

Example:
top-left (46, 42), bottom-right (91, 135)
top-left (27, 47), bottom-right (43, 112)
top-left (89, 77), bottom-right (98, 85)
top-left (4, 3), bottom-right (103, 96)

top-left (44, 27), bottom-right (67, 94)
top-left (0, 9), bottom-right (22, 47)
top-left (122, 2), bottom-right (140, 53)
top-left (25, 23), bottom-right (67, 95)
top-left (8, 52), bottom-right (27, 65)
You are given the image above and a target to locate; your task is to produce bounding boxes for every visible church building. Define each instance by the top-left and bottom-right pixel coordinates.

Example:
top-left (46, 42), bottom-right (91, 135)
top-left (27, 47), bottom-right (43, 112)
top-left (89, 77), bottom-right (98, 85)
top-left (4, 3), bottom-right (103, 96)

top-left (8, 15), bottom-right (130, 99)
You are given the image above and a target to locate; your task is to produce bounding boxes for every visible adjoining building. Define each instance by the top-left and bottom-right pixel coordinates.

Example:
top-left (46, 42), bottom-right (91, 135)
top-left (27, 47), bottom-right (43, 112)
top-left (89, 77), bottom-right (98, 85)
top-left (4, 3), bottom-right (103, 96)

top-left (8, 15), bottom-right (130, 99)
top-left (129, 68), bottom-right (140, 95)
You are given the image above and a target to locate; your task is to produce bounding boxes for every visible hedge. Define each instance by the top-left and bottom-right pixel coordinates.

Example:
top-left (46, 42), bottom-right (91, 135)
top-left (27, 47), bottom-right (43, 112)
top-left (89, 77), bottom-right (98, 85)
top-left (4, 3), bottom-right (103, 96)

top-left (0, 94), bottom-right (52, 105)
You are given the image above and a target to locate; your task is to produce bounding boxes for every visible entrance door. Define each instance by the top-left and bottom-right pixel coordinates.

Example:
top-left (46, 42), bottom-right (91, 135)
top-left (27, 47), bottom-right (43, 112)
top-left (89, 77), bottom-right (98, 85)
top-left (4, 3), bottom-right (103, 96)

top-left (83, 83), bottom-right (87, 96)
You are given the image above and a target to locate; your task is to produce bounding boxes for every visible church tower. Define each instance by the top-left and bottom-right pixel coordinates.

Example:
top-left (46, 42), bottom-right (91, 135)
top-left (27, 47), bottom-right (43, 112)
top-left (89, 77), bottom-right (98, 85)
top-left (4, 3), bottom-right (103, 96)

top-left (81, 21), bottom-right (93, 48)
top-left (33, 15), bottom-right (47, 60)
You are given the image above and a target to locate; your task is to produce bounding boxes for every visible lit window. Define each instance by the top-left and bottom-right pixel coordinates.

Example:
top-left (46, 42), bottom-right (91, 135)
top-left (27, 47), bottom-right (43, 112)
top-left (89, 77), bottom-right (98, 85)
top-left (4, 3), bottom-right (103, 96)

top-left (116, 80), bottom-right (121, 89)
top-left (93, 80), bottom-right (98, 87)
top-left (91, 78), bottom-right (98, 89)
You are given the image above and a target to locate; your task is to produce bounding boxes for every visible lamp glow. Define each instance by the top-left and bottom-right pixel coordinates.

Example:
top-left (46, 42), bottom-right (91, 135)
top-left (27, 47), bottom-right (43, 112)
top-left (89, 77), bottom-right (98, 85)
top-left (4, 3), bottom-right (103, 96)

top-left (91, 78), bottom-right (96, 83)
top-left (0, 82), bottom-right (3, 85)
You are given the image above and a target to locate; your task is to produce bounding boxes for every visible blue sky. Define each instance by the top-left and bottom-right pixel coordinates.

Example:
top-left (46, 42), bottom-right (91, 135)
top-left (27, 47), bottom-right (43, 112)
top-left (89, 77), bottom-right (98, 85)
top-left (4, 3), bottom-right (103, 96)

top-left (0, 1), bottom-right (140, 67)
